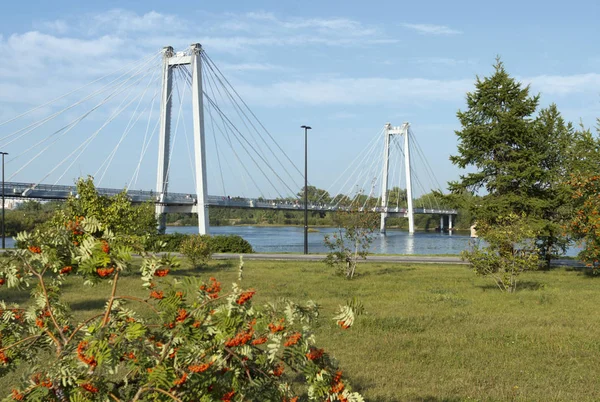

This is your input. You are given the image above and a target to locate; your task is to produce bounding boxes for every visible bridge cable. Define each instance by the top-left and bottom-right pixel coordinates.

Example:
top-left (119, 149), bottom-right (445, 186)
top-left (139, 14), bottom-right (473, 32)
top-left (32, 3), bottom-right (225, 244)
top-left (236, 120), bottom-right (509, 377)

top-left (338, 129), bottom-right (384, 209)
top-left (192, 66), bottom-right (285, 199)
top-left (394, 138), bottom-right (434, 210)
top-left (9, 60), bottom-right (160, 182)
top-left (0, 51), bottom-right (162, 129)
top-left (182, 68), bottom-right (292, 199)
top-left (6, 56), bottom-right (161, 166)
top-left (201, 69), bottom-right (226, 196)
top-left (202, 53), bottom-right (301, 195)
top-left (129, 68), bottom-right (162, 189)
top-left (176, 67), bottom-right (198, 192)
top-left (96, 63), bottom-right (162, 186)
top-left (162, 66), bottom-right (189, 194)
top-left (202, 65), bottom-right (255, 198)
top-left (326, 127), bottom-right (383, 208)
top-left (130, 61), bottom-right (179, 189)
top-left (39, 64), bottom-right (161, 186)
top-left (202, 53), bottom-right (304, 183)
top-left (0, 52), bottom-right (162, 146)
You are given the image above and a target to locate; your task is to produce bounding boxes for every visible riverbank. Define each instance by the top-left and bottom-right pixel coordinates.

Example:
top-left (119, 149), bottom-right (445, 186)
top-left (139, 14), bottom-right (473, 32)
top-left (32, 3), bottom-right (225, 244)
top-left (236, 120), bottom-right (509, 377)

top-left (168, 222), bottom-right (472, 234)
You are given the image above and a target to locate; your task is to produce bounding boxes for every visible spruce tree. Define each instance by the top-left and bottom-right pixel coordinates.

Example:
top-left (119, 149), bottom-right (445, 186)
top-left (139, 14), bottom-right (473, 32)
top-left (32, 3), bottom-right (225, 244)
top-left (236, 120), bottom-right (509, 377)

top-left (450, 59), bottom-right (574, 264)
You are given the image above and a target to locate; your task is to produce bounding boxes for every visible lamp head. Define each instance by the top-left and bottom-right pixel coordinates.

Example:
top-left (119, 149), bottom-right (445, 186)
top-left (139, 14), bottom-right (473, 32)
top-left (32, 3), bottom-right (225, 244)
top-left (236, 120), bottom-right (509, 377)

top-left (301, 125), bottom-right (312, 130)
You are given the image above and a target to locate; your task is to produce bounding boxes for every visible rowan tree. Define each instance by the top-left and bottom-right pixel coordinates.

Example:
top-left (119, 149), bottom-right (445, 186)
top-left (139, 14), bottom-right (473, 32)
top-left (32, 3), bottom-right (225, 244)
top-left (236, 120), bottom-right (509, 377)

top-left (0, 183), bottom-right (364, 401)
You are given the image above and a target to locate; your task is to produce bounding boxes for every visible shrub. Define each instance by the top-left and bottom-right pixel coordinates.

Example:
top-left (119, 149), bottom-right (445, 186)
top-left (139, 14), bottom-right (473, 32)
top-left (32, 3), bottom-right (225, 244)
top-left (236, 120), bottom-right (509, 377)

top-left (0, 215), bottom-right (363, 401)
top-left (462, 213), bottom-right (539, 292)
top-left (145, 233), bottom-right (189, 252)
top-left (180, 234), bottom-right (213, 267)
top-left (324, 212), bottom-right (377, 279)
top-left (209, 235), bottom-right (254, 253)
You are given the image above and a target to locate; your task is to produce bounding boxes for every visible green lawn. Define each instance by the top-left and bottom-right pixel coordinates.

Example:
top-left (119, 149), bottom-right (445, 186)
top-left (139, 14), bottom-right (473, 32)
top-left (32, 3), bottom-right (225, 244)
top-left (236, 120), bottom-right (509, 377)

top-left (2, 259), bottom-right (600, 401)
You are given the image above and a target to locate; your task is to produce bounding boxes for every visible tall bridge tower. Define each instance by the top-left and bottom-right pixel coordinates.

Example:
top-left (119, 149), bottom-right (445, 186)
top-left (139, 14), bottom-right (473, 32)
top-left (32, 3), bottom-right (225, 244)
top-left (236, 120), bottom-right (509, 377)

top-left (156, 44), bottom-right (209, 234)
top-left (380, 122), bottom-right (414, 234)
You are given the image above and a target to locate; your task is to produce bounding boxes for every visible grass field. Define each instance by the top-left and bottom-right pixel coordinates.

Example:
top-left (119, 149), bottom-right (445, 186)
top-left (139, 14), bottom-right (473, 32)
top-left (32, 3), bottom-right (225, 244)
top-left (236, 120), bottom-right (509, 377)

top-left (2, 258), bottom-right (600, 401)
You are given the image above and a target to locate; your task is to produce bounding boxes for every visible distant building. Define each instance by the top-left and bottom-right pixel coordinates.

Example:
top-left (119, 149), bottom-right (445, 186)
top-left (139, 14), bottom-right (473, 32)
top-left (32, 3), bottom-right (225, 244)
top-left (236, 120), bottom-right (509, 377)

top-left (3, 199), bottom-right (24, 210)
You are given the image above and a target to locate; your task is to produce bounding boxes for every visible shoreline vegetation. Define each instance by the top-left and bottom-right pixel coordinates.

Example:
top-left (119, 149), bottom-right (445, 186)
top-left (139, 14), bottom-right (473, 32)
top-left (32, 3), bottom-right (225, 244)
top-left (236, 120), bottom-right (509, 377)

top-left (166, 221), bottom-right (471, 234)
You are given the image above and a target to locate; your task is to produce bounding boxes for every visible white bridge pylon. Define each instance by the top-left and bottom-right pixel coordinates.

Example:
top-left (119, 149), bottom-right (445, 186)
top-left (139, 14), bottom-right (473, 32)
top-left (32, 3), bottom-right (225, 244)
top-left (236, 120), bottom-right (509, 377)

top-left (380, 122), bottom-right (414, 234)
top-left (156, 44), bottom-right (209, 234)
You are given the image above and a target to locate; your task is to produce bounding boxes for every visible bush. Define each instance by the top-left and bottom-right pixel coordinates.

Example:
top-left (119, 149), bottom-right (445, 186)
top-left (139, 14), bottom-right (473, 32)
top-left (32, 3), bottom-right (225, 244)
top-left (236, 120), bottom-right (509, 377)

top-left (145, 233), bottom-right (189, 252)
top-left (179, 234), bottom-right (213, 267)
top-left (0, 215), bottom-right (363, 401)
top-left (324, 212), bottom-right (377, 279)
top-left (462, 213), bottom-right (539, 292)
top-left (209, 235), bottom-right (254, 253)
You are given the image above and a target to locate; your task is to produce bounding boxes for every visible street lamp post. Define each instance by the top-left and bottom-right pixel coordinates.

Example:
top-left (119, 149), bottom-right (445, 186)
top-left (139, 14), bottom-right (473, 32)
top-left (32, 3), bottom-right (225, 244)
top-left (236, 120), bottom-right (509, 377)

top-left (301, 125), bottom-right (311, 255)
top-left (1, 152), bottom-right (7, 249)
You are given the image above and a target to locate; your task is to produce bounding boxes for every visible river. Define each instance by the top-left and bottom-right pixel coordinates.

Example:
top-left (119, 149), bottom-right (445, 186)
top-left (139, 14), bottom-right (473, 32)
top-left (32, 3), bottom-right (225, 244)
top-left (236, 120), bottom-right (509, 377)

top-left (167, 226), bottom-right (581, 256)
top-left (0, 226), bottom-right (580, 256)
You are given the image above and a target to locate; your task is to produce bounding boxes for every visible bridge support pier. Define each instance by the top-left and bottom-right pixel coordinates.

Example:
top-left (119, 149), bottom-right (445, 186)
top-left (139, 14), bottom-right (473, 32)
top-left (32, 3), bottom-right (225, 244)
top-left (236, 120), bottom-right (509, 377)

top-left (156, 46), bottom-right (174, 234)
top-left (190, 44), bottom-right (209, 235)
top-left (156, 44), bottom-right (209, 235)
top-left (448, 214), bottom-right (453, 231)
top-left (380, 123), bottom-right (414, 234)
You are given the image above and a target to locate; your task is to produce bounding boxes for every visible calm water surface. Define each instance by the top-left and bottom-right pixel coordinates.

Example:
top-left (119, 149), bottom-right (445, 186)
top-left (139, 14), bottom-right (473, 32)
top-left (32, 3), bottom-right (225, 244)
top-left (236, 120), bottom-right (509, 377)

top-left (166, 226), bottom-right (478, 255)
top-left (1, 226), bottom-right (579, 256)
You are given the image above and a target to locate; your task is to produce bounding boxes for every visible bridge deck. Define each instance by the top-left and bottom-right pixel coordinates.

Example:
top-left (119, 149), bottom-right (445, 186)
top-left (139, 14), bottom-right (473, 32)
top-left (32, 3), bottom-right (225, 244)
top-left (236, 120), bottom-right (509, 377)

top-left (2, 182), bottom-right (457, 215)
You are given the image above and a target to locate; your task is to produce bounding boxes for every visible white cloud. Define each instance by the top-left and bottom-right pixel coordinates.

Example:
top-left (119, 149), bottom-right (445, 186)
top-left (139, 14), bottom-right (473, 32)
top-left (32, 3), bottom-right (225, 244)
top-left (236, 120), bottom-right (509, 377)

top-left (0, 31), bottom-right (122, 60)
top-left (412, 57), bottom-right (476, 66)
top-left (88, 9), bottom-right (186, 35)
top-left (243, 12), bottom-right (374, 35)
top-left (39, 19), bottom-right (70, 34)
top-left (525, 73), bottom-right (600, 95)
top-left (220, 62), bottom-right (285, 72)
top-left (208, 12), bottom-right (395, 51)
top-left (401, 23), bottom-right (462, 35)
top-left (236, 77), bottom-right (474, 106)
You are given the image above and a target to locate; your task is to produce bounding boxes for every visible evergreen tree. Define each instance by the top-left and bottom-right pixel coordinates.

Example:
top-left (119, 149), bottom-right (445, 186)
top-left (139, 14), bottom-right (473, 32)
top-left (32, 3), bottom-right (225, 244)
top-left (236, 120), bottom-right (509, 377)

top-left (450, 59), bottom-right (575, 264)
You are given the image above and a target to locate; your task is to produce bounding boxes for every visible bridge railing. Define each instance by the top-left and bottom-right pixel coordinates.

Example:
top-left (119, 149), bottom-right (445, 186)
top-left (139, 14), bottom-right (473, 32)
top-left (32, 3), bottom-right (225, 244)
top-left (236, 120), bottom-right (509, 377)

top-left (1, 182), bottom-right (457, 215)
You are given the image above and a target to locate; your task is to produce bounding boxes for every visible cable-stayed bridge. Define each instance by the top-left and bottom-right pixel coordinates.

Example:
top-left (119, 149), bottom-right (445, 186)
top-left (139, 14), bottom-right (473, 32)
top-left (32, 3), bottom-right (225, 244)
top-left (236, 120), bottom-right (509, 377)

top-left (0, 43), bottom-right (456, 234)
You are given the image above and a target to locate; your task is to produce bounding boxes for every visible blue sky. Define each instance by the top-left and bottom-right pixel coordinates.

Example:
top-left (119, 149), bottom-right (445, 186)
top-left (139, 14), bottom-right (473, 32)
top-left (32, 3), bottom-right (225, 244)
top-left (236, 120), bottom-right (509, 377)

top-left (0, 0), bottom-right (599, 199)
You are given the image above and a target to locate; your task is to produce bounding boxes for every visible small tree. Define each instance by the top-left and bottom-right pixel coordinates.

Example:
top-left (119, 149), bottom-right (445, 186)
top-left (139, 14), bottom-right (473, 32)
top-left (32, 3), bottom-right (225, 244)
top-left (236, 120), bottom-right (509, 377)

top-left (0, 188), bottom-right (364, 401)
top-left (324, 212), bottom-right (377, 279)
top-left (53, 176), bottom-right (157, 239)
top-left (179, 234), bottom-right (213, 267)
top-left (567, 173), bottom-right (600, 272)
top-left (463, 213), bottom-right (539, 292)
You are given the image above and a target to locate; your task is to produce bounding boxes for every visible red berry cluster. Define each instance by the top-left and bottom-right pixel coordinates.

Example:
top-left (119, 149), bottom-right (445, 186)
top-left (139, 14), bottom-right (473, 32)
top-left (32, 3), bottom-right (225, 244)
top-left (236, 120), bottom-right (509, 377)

top-left (283, 332), bottom-right (302, 347)
top-left (236, 289), bottom-right (255, 305)
top-left (225, 319), bottom-right (256, 347)
top-left (268, 319), bottom-right (285, 333)
top-left (149, 290), bottom-right (164, 299)
top-left (154, 268), bottom-right (170, 277)
top-left (306, 347), bottom-right (324, 361)
top-left (96, 266), bottom-right (115, 278)
top-left (76, 341), bottom-right (97, 368)
top-left (189, 361), bottom-right (213, 373)
top-left (200, 277), bottom-right (221, 299)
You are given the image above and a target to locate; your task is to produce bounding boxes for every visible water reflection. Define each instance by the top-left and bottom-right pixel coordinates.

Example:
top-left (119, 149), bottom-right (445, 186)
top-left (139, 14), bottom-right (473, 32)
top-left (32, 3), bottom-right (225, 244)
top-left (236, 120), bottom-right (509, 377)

top-left (0, 225), bottom-right (582, 257)
top-left (405, 233), bottom-right (415, 255)
top-left (168, 226), bottom-right (471, 255)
